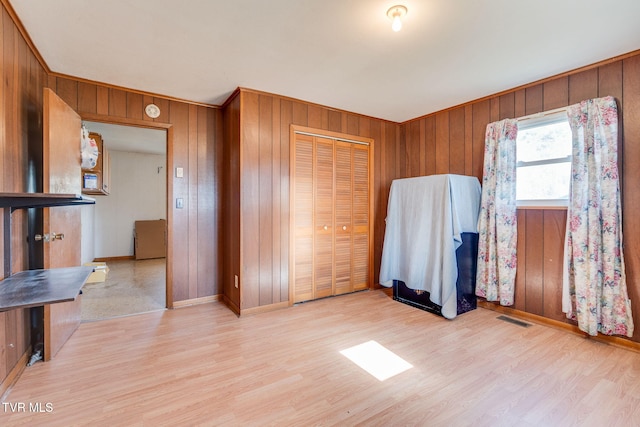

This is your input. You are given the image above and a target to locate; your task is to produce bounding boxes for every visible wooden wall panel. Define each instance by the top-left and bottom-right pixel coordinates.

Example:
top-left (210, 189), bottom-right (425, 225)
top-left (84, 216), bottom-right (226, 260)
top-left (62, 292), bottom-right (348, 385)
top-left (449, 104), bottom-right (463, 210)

top-left (524, 210), bottom-right (544, 316)
top-left (622, 55), bottom-right (640, 342)
top-left (525, 84), bottom-right (543, 115)
top-left (400, 51), bottom-right (640, 342)
top-left (127, 93), bottom-right (143, 121)
top-left (464, 105), bottom-right (473, 176)
top-left (599, 61), bottom-right (623, 101)
top-left (490, 98), bottom-right (499, 122)
top-left (499, 93), bottom-right (515, 120)
top-left (514, 210), bottom-right (526, 312)
top-left (241, 91), bottom-right (261, 309)
top-left (222, 93), bottom-right (241, 310)
top-left (197, 106), bottom-right (219, 298)
top-left (96, 86), bottom-right (109, 115)
top-left (56, 78), bottom-right (78, 111)
top-left (77, 82), bottom-right (96, 113)
top-left (569, 69), bottom-right (598, 105)
top-left (371, 120), bottom-right (384, 285)
top-left (292, 102), bottom-right (308, 126)
top-left (236, 89), bottom-right (399, 310)
top-left (472, 101), bottom-right (490, 181)
top-left (347, 114), bottom-right (359, 135)
top-left (279, 99), bottom-right (292, 301)
top-left (542, 210), bottom-right (567, 322)
top-left (258, 95), bottom-right (274, 306)
top-left (514, 89), bottom-right (526, 118)
top-left (169, 101), bottom-right (190, 303)
top-left (307, 104), bottom-right (322, 129)
top-left (187, 105), bottom-right (198, 299)
top-left (48, 76), bottom-right (224, 306)
top-left (543, 76), bottom-right (568, 110)
top-left (434, 112), bottom-right (449, 175)
top-left (108, 88), bottom-right (127, 117)
top-left (406, 121), bottom-right (420, 177)
top-left (424, 116), bottom-right (436, 176)
top-left (0, 0), bottom-right (48, 393)
top-left (449, 107), bottom-right (465, 175)
top-left (271, 97), bottom-right (283, 303)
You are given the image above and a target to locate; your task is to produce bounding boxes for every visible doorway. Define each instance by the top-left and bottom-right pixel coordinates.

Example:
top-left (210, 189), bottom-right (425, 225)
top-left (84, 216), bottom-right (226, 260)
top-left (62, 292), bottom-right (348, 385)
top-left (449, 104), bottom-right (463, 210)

top-left (79, 121), bottom-right (168, 321)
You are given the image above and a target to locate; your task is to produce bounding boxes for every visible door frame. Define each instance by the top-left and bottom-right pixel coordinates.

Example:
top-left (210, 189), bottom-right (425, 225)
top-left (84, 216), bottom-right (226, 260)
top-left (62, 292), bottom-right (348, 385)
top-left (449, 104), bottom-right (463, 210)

top-left (288, 125), bottom-right (375, 305)
top-left (80, 113), bottom-right (174, 309)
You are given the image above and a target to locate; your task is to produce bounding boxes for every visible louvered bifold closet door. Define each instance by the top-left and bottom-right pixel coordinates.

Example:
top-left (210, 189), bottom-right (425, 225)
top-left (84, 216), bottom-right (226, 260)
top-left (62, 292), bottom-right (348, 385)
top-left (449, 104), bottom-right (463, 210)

top-left (352, 144), bottom-right (370, 291)
top-left (293, 134), bottom-right (314, 303)
top-left (334, 141), bottom-right (353, 295)
top-left (292, 130), bottom-right (371, 304)
top-left (313, 137), bottom-right (335, 299)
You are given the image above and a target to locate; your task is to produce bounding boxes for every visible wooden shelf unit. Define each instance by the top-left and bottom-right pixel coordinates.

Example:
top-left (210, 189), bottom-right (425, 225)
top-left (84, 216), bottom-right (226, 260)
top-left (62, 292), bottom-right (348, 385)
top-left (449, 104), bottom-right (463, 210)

top-left (82, 132), bottom-right (111, 195)
top-left (0, 192), bottom-right (94, 278)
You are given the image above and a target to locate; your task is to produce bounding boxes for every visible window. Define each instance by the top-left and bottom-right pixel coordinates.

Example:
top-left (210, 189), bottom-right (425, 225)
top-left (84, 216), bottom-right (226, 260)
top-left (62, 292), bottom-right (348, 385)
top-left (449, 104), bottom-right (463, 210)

top-left (516, 110), bottom-right (572, 207)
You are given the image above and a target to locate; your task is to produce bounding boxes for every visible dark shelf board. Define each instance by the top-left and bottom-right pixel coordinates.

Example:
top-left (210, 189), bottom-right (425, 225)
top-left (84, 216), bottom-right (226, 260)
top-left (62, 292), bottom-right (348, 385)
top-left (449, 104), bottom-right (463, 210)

top-left (0, 266), bottom-right (94, 312)
top-left (0, 192), bottom-right (95, 211)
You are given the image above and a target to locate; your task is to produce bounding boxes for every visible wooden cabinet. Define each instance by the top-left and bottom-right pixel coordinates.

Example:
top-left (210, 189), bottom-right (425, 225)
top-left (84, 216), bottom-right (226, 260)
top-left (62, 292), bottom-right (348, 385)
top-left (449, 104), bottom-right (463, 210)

top-left (82, 132), bottom-right (110, 195)
top-left (291, 129), bottom-right (372, 303)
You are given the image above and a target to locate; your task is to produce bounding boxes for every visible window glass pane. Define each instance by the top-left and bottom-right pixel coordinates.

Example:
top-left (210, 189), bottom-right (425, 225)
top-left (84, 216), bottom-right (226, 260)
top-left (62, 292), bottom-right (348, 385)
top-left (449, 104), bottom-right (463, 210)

top-left (517, 121), bottom-right (572, 162)
top-left (516, 162), bottom-right (571, 200)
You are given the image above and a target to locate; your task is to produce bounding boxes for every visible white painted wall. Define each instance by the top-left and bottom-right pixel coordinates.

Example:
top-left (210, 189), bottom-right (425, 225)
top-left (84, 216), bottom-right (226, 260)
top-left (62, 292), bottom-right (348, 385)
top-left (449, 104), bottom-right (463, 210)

top-left (92, 150), bottom-right (167, 258)
top-left (80, 204), bottom-right (95, 264)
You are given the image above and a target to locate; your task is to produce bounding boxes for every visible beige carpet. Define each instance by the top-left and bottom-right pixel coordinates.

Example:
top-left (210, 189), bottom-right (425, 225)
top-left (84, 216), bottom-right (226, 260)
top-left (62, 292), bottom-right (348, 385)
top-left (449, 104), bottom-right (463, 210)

top-left (81, 258), bottom-right (166, 322)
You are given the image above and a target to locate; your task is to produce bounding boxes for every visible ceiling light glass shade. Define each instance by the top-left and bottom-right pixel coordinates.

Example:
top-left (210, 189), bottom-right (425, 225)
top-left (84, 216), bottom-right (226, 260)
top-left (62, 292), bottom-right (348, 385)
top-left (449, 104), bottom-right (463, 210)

top-left (392, 15), bottom-right (402, 32)
top-left (387, 5), bottom-right (408, 32)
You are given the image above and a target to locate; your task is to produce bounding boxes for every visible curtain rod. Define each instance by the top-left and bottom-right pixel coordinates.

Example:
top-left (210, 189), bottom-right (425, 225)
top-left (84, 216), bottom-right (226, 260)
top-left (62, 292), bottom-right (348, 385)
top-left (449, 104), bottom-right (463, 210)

top-left (516, 105), bottom-right (568, 122)
top-left (294, 130), bottom-right (370, 146)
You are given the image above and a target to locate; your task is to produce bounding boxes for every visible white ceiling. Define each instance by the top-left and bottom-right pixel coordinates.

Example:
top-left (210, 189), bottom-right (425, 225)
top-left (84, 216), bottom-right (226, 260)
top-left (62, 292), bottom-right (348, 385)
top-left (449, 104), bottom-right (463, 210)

top-left (10, 0), bottom-right (640, 123)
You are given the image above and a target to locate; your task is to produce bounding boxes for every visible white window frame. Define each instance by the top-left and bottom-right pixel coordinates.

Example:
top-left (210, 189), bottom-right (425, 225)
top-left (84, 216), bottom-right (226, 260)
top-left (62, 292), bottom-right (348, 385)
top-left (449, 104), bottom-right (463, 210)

top-left (516, 109), bottom-right (571, 209)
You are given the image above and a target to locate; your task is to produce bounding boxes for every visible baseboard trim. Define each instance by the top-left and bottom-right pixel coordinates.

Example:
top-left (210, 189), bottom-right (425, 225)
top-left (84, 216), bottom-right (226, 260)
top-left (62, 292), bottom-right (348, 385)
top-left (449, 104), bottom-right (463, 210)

top-left (240, 301), bottom-right (289, 316)
top-left (172, 295), bottom-right (221, 309)
top-left (92, 255), bottom-right (135, 262)
top-left (478, 301), bottom-right (640, 353)
top-left (0, 346), bottom-right (32, 402)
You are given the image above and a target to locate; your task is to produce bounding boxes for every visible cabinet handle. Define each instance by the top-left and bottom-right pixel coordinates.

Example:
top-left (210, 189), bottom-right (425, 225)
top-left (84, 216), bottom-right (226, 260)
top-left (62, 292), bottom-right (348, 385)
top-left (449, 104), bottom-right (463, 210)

top-left (323, 225), bottom-right (328, 230)
top-left (342, 225), bottom-right (347, 231)
top-left (35, 234), bottom-right (50, 242)
top-left (52, 232), bottom-right (65, 241)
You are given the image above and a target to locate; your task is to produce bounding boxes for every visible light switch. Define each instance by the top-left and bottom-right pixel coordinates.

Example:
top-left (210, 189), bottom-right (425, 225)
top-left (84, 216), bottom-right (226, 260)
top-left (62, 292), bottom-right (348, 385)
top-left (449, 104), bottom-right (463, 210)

top-left (176, 167), bottom-right (184, 178)
top-left (176, 198), bottom-right (184, 209)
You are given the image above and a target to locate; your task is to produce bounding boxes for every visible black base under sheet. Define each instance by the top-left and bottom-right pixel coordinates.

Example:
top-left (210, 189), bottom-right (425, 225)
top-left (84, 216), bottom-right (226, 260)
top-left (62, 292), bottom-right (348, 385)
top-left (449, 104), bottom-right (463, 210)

top-left (392, 232), bottom-right (479, 317)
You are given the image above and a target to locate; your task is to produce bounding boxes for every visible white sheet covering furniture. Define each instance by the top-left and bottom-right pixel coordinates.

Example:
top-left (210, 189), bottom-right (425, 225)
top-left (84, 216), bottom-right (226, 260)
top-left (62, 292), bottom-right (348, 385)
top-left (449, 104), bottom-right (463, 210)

top-left (379, 174), bottom-right (481, 319)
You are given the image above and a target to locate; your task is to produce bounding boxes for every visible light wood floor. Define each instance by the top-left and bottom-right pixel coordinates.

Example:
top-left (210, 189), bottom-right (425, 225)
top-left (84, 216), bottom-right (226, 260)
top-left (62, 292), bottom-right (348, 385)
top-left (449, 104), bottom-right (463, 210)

top-left (2, 290), bottom-right (639, 426)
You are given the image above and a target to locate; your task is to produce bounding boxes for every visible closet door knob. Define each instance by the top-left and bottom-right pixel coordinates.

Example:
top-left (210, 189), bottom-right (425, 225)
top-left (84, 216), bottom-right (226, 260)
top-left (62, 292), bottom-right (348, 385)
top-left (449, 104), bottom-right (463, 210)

top-left (342, 225), bottom-right (347, 231)
top-left (323, 225), bottom-right (328, 230)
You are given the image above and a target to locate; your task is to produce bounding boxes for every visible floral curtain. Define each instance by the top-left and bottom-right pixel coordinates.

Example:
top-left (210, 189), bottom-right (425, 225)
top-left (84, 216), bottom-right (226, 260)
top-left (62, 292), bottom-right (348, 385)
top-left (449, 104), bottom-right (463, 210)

top-left (563, 96), bottom-right (634, 337)
top-left (476, 119), bottom-right (519, 305)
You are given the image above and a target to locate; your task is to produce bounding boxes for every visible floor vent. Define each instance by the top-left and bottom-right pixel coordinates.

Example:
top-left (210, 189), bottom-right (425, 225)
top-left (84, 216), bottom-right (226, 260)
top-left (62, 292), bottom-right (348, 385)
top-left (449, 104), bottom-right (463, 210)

top-left (496, 315), bottom-right (531, 328)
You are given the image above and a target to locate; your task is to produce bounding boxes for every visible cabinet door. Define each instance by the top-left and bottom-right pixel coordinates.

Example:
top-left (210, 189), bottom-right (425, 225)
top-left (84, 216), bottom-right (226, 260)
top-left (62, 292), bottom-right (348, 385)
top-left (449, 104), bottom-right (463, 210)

top-left (102, 147), bottom-right (110, 194)
top-left (334, 141), bottom-right (353, 295)
top-left (352, 144), bottom-right (370, 291)
top-left (292, 135), bottom-right (314, 303)
top-left (313, 137), bottom-right (334, 299)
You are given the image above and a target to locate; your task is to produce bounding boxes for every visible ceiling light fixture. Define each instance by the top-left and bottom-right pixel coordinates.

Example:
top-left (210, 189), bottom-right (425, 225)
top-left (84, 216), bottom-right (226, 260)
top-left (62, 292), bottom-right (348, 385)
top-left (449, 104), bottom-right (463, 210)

top-left (387, 5), bottom-right (407, 32)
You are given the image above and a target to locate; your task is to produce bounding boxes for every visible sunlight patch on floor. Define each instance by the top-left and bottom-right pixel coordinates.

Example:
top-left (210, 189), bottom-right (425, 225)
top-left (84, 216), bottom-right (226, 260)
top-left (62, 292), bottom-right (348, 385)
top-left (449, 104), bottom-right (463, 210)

top-left (340, 340), bottom-right (413, 381)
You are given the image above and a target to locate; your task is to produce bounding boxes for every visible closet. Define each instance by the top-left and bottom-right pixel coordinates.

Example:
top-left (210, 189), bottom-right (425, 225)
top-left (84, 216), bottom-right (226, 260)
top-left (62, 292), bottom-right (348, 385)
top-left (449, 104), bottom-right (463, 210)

top-left (290, 127), bottom-right (373, 304)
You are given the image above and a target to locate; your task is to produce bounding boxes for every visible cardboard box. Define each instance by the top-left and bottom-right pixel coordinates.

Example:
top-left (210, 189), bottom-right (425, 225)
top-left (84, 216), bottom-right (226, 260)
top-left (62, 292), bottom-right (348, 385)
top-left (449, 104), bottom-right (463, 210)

top-left (135, 219), bottom-right (167, 260)
top-left (84, 262), bottom-right (110, 283)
